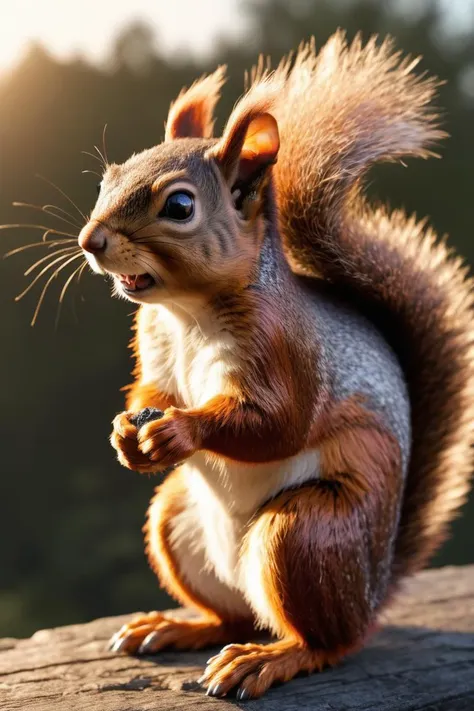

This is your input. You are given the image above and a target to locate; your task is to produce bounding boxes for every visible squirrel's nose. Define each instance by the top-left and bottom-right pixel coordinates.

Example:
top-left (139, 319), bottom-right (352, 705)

top-left (78, 221), bottom-right (109, 253)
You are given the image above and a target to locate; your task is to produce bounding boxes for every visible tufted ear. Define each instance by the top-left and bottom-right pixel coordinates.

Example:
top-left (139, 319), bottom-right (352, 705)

top-left (210, 111), bottom-right (280, 192)
top-left (165, 66), bottom-right (226, 141)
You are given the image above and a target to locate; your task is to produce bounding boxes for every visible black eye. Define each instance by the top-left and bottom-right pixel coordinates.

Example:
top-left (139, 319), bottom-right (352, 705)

top-left (159, 191), bottom-right (194, 221)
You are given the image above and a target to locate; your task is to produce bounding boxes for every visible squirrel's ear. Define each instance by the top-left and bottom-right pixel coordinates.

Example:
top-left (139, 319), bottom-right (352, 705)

top-left (210, 112), bottom-right (280, 189)
top-left (165, 66), bottom-right (226, 141)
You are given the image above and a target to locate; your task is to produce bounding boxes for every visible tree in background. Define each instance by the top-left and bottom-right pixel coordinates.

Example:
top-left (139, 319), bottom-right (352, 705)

top-left (0, 0), bottom-right (472, 637)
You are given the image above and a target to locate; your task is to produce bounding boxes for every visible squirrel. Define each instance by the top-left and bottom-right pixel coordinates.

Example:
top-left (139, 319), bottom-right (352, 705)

top-left (77, 33), bottom-right (474, 700)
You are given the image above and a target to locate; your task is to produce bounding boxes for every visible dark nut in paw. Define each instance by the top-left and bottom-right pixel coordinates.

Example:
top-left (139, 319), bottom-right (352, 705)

top-left (129, 408), bottom-right (177, 474)
top-left (129, 407), bottom-right (164, 430)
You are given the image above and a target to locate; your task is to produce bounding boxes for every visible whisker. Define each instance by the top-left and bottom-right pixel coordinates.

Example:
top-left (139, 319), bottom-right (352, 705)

top-left (12, 202), bottom-right (82, 231)
top-left (77, 260), bottom-right (88, 285)
top-left (127, 219), bottom-right (157, 238)
top-left (38, 202), bottom-right (78, 223)
top-left (31, 253), bottom-right (84, 327)
top-left (82, 150), bottom-right (105, 168)
top-left (77, 260), bottom-right (88, 303)
top-left (132, 245), bottom-right (182, 276)
top-left (172, 298), bottom-right (206, 340)
top-left (4, 239), bottom-right (77, 259)
top-left (40, 228), bottom-right (67, 242)
top-left (135, 261), bottom-right (207, 339)
top-left (43, 204), bottom-right (82, 228)
top-left (42, 207), bottom-right (82, 230)
top-left (134, 242), bottom-right (222, 279)
top-left (133, 235), bottom-right (187, 250)
top-left (0, 223), bottom-right (77, 238)
top-left (102, 124), bottom-right (109, 165)
top-left (15, 251), bottom-right (83, 302)
top-left (59, 260), bottom-right (87, 304)
top-left (54, 260), bottom-right (87, 329)
top-left (35, 174), bottom-right (88, 222)
top-left (82, 169), bottom-right (102, 178)
top-left (135, 245), bottom-right (181, 269)
top-left (137, 256), bottom-right (159, 279)
top-left (133, 254), bottom-right (168, 288)
top-left (131, 232), bottom-right (195, 251)
top-left (24, 246), bottom-right (80, 276)
top-left (94, 145), bottom-right (107, 168)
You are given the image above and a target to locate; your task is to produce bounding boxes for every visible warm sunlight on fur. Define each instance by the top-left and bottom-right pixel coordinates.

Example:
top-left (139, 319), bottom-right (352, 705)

top-left (4, 31), bottom-right (473, 701)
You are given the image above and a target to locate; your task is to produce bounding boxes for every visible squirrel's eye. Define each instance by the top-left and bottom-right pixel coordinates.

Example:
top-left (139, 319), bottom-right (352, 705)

top-left (159, 191), bottom-right (194, 221)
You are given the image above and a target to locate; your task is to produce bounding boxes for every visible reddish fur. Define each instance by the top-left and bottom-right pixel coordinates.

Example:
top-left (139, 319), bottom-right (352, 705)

top-left (182, 292), bottom-right (320, 462)
top-left (211, 111), bottom-right (280, 185)
top-left (143, 469), bottom-right (231, 617)
top-left (143, 469), bottom-right (211, 614)
top-left (111, 383), bottom-right (178, 472)
top-left (112, 614), bottom-right (251, 655)
top-left (96, 33), bottom-right (474, 698)
top-left (308, 394), bottom-right (386, 444)
top-left (165, 66), bottom-right (226, 141)
top-left (114, 285), bottom-right (322, 471)
top-left (243, 420), bottom-right (401, 651)
top-left (241, 35), bottom-right (474, 575)
top-left (144, 471), bottom-right (254, 627)
top-left (201, 640), bottom-right (339, 699)
top-left (125, 381), bottom-right (176, 412)
top-left (144, 299), bottom-right (321, 466)
top-left (111, 472), bottom-right (254, 655)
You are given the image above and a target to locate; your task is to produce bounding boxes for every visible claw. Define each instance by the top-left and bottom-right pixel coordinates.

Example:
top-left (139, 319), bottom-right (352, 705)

top-left (206, 682), bottom-right (223, 697)
top-left (138, 631), bottom-right (160, 654)
top-left (111, 636), bottom-right (130, 653)
top-left (236, 687), bottom-right (251, 701)
top-left (107, 632), bottom-right (120, 651)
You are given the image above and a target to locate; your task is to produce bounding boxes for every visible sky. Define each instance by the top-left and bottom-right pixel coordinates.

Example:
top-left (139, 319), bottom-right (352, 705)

top-left (1, 0), bottom-right (473, 72)
top-left (0, 0), bottom-right (245, 70)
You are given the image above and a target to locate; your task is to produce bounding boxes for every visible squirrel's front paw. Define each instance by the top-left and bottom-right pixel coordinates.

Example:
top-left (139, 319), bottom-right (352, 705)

top-left (137, 408), bottom-right (197, 469)
top-left (111, 411), bottom-right (159, 473)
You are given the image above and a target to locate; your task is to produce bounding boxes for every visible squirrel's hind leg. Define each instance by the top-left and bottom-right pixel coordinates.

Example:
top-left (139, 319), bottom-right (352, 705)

top-left (200, 424), bottom-right (403, 699)
top-left (109, 467), bottom-right (254, 654)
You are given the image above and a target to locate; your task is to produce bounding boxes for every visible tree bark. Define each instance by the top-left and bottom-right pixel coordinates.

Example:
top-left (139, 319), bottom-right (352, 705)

top-left (1, 565), bottom-right (474, 710)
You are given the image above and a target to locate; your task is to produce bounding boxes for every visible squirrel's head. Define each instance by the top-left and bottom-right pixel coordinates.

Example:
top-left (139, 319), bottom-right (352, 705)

top-left (78, 67), bottom-right (280, 305)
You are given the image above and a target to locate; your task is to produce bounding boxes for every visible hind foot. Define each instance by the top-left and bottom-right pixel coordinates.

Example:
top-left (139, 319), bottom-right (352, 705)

top-left (199, 640), bottom-right (335, 700)
top-left (108, 611), bottom-right (250, 655)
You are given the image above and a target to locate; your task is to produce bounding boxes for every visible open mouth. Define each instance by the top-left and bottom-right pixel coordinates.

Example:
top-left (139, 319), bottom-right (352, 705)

top-left (117, 273), bottom-right (155, 292)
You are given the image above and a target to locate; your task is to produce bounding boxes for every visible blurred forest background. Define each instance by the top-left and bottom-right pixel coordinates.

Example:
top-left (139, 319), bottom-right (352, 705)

top-left (1, 0), bottom-right (473, 639)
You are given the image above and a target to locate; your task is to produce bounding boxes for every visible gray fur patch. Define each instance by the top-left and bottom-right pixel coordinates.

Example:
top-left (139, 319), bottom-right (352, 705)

top-left (303, 284), bottom-right (411, 475)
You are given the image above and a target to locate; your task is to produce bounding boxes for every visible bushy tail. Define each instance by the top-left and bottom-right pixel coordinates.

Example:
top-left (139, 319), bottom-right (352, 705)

top-left (245, 32), bottom-right (474, 574)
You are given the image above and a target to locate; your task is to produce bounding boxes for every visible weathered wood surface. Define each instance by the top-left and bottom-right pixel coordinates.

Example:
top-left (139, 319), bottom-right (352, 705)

top-left (1, 565), bottom-right (473, 710)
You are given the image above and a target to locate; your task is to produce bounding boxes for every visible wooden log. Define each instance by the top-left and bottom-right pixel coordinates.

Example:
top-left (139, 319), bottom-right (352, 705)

top-left (1, 565), bottom-right (474, 710)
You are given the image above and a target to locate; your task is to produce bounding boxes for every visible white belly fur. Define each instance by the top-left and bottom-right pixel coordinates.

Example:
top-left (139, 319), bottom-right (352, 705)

top-left (184, 450), bottom-right (321, 594)
top-left (139, 303), bottom-right (321, 600)
top-left (139, 303), bottom-right (238, 408)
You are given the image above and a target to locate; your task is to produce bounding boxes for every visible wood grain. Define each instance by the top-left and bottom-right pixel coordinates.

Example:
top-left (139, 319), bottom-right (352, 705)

top-left (1, 566), bottom-right (473, 710)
